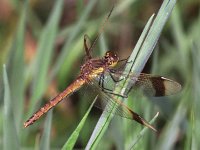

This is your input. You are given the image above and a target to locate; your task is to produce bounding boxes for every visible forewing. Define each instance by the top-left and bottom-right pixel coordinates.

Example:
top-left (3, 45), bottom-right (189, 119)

top-left (134, 74), bottom-right (182, 96)
top-left (98, 71), bottom-right (181, 97)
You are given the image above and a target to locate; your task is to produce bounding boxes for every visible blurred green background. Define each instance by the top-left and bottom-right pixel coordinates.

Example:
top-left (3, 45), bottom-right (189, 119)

top-left (0, 0), bottom-right (200, 149)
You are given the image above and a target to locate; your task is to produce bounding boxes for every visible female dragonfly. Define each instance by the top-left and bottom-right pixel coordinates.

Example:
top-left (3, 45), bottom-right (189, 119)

top-left (24, 7), bottom-right (181, 131)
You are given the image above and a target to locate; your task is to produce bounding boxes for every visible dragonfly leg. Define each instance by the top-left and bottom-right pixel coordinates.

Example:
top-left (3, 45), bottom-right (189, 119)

top-left (109, 57), bottom-right (132, 73)
top-left (84, 34), bottom-right (92, 60)
top-left (99, 74), bottom-right (128, 98)
top-left (103, 90), bottom-right (128, 98)
top-left (84, 5), bottom-right (114, 60)
top-left (118, 57), bottom-right (130, 63)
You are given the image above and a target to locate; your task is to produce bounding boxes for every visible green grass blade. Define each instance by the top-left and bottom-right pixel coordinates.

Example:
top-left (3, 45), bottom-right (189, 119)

top-left (85, 14), bottom-right (154, 150)
top-left (125, 14), bottom-right (155, 72)
top-left (39, 110), bottom-right (53, 150)
top-left (86, 0), bottom-right (177, 149)
top-left (3, 64), bottom-right (20, 150)
top-left (26, 0), bottom-right (64, 121)
top-left (128, 112), bottom-right (159, 149)
top-left (128, 0), bottom-right (177, 73)
top-left (7, 0), bottom-right (28, 132)
top-left (155, 100), bottom-right (187, 150)
top-left (187, 41), bottom-right (200, 150)
top-left (61, 96), bottom-right (97, 150)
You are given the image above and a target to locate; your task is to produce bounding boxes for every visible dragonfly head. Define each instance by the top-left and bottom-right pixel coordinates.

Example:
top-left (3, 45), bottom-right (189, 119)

top-left (104, 51), bottom-right (119, 67)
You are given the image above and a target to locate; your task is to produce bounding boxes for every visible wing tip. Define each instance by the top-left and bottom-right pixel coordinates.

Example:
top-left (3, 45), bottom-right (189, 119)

top-left (162, 78), bottom-right (182, 96)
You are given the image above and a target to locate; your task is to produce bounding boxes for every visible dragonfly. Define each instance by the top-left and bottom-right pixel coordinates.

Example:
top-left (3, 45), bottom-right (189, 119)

top-left (24, 7), bottom-right (181, 131)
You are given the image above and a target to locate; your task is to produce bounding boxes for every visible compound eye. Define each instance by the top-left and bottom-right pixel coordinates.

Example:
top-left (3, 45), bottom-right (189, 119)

top-left (104, 51), bottom-right (119, 67)
top-left (105, 51), bottom-right (116, 58)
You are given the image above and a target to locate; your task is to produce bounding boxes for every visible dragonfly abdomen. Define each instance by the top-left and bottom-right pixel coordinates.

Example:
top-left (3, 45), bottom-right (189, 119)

top-left (24, 77), bottom-right (85, 128)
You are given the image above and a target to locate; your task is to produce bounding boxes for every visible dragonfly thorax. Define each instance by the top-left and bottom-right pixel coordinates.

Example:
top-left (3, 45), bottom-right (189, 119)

top-left (80, 51), bottom-right (119, 80)
top-left (80, 59), bottom-right (104, 79)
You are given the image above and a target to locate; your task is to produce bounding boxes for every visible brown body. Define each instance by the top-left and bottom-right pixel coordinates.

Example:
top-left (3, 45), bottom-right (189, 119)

top-left (24, 50), bottom-right (181, 131)
top-left (24, 52), bottom-right (119, 128)
top-left (24, 6), bottom-right (181, 131)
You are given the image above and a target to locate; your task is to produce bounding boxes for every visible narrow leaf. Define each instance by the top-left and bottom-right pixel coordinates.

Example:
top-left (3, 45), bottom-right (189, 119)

top-left (129, 112), bottom-right (159, 149)
top-left (3, 64), bottom-right (20, 150)
top-left (39, 110), bottom-right (53, 150)
top-left (86, 13), bottom-right (155, 150)
top-left (86, 0), bottom-right (177, 149)
top-left (62, 96), bottom-right (97, 150)
top-left (8, 0), bottom-right (28, 131)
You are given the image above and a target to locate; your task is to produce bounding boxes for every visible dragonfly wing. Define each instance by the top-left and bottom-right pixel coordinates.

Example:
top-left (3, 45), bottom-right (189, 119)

top-left (100, 89), bottom-right (157, 131)
top-left (133, 74), bottom-right (182, 96)
top-left (100, 71), bottom-right (181, 97)
top-left (89, 78), bottom-right (157, 131)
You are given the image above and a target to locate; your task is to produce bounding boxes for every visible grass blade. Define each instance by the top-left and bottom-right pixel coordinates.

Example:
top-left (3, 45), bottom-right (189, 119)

top-left (128, 112), bottom-right (159, 149)
top-left (85, 14), bottom-right (154, 150)
top-left (39, 110), bottom-right (53, 150)
top-left (7, 0), bottom-right (28, 131)
top-left (86, 0), bottom-right (177, 149)
top-left (3, 64), bottom-right (20, 150)
top-left (155, 100), bottom-right (187, 150)
top-left (61, 96), bottom-right (97, 150)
